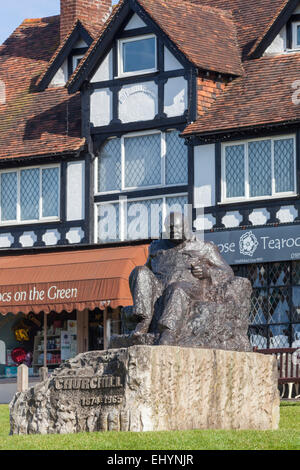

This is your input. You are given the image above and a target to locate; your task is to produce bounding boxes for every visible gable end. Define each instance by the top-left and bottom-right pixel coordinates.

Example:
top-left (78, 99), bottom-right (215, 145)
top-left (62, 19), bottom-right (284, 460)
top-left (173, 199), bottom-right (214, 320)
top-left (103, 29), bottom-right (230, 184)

top-left (38, 21), bottom-right (93, 91)
top-left (249, 0), bottom-right (300, 58)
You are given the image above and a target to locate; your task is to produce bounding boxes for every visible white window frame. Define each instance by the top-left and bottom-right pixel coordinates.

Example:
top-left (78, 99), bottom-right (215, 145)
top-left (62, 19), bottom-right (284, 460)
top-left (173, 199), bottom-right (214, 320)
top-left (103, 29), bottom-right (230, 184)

top-left (95, 129), bottom-right (187, 196)
top-left (0, 164), bottom-right (61, 226)
top-left (221, 135), bottom-right (297, 204)
top-left (94, 193), bottom-right (188, 243)
top-left (72, 54), bottom-right (84, 73)
top-left (117, 34), bottom-right (157, 78)
top-left (292, 22), bottom-right (300, 50)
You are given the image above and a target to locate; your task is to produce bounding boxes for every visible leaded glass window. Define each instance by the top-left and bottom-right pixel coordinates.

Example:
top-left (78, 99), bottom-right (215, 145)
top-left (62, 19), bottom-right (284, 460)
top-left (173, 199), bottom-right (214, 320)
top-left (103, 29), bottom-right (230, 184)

top-left (124, 134), bottom-right (161, 188)
top-left (42, 167), bottom-right (60, 218)
top-left (165, 195), bottom-right (188, 217)
top-left (126, 198), bottom-right (163, 240)
top-left (274, 138), bottom-right (295, 193)
top-left (97, 130), bottom-right (188, 193)
top-left (98, 138), bottom-right (121, 193)
top-left (248, 140), bottom-right (272, 197)
top-left (0, 165), bottom-right (60, 224)
top-left (237, 261), bottom-right (300, 349)
top-left (97, 202), bottom-right (120, 243)
top-left (165, 131), bottom-right (188, 185)
top-left (1, 172), bottom-right (17, 221)
top-left (225, 144), bottom-right (245, 198)
top-left (96, 193), bottom-right (188, 243)
top-left (223, 136), bottom-right (296, 201)
top-left (20, 168), bottom-right (40, 221)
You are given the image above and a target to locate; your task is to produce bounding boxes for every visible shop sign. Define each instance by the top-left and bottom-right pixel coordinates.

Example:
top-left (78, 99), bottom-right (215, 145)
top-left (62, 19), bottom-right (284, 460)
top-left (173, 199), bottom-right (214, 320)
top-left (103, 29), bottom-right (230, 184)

top-left (0, 285), bottom-right (78, 305)
top-left (204, 224), bottom-right (300, 265)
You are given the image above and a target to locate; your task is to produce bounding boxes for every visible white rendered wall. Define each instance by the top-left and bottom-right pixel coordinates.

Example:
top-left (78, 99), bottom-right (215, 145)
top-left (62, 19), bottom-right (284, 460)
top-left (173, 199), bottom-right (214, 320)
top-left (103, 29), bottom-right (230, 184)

top-left (73, 38), bottom-right (88, 48)
top-left (0, 233), bottom-right (14, 248)
top-left (90, 88), bottom-right (113, 127)
top-left (164, 47), bottom-right (183, 71)
top-left (194, 144), bottom-right (215, 209)
top-left (66, 161), bottom-right (85, 221)
top-left (164, 77), bottom-right (187, 117)
top-left (264, 26), bottom-right (286, 55)
top-left (50, 59), bottom-right (68, 87)
top-left (118, 81), bottom-right (158, 123)
top-left (91, 50), bottom-right (113, 83)
top-left (124, 13), bottom-right (147, 30)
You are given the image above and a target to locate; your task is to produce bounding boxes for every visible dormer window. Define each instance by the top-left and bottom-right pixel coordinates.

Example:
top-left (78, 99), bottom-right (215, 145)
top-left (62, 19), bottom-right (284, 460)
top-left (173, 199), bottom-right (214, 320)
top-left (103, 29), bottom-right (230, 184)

top-left (118, 35), bottom-right (157, 77)
top-left (292, 22), bottom-right (300, 49)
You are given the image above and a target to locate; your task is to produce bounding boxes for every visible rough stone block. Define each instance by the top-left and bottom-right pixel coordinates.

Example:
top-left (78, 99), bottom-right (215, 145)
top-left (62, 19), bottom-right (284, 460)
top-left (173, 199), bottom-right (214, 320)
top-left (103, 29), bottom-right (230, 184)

top-left (9, 346), bottom-right (280, 435)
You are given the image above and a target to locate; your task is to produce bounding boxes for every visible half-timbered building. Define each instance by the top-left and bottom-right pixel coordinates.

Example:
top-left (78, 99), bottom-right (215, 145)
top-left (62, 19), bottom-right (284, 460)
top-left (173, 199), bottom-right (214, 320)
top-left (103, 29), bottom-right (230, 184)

top-left (1, 0), bottom-right (300, 399)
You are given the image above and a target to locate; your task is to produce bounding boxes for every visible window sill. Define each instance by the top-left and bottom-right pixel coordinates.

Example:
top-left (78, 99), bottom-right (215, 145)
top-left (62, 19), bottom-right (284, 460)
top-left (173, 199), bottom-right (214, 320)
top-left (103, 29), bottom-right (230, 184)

top-left (218, 193), bottom-right (298, 206)
top-left (0, 218), bottom-right (60, 228)
top-left (115, 69), bottom-right (158, 79)
top-left (95, 183), bottom-right (189, 197)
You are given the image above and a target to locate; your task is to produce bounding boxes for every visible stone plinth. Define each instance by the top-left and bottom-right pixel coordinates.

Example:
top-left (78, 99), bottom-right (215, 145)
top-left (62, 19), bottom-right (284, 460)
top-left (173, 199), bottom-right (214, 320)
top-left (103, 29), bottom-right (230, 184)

top-left (9, 346), bottom-right (280, 435)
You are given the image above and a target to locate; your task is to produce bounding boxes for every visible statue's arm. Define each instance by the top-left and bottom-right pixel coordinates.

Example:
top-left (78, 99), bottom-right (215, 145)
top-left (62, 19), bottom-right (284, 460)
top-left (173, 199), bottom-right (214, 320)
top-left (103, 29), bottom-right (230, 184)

top-left (192, 243), bottom-right (234, 283)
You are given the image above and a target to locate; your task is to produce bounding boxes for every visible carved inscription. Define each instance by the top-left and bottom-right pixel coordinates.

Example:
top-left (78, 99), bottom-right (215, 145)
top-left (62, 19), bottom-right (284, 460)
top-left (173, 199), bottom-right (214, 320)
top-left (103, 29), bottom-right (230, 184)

top-left (54, 376), bottom-right (123, 391)
top-left (81, 396), bottom-right (123, 406)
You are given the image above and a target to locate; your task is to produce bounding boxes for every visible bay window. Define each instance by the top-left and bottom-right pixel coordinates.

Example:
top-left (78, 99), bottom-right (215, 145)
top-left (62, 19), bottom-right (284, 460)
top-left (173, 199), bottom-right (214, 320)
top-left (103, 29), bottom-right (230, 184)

top-left (222, 136), bottom-right (296, 202)
top-left (0, 165), bottom-right (60, 224)
top-left (97, 130), bottom-right (188, 194)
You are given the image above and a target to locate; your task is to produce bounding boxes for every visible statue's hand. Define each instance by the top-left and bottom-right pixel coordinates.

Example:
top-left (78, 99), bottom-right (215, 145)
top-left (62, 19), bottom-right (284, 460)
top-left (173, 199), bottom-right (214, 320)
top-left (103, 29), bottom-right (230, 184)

top-left (191, 263), bottom-right (209, 280)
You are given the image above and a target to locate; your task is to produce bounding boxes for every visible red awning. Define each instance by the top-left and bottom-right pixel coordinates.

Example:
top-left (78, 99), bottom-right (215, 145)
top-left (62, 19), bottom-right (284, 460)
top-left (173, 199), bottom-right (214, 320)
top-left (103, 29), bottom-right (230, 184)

top-left (0, 245), bottom-right (149, 315)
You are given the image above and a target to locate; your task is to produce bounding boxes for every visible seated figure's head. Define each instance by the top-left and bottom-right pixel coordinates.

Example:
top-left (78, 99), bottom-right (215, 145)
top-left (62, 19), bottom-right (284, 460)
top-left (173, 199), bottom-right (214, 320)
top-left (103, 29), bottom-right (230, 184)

top-left (164, 212), bottom-right (190, 243)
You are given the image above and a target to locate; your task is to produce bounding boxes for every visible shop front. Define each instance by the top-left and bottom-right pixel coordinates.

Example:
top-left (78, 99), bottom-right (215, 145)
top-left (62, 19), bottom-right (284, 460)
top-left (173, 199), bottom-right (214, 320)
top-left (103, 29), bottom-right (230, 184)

top-left (0, 244), bottom-right (148, 383)
top-left (205, 224), bottom-right (300, 350)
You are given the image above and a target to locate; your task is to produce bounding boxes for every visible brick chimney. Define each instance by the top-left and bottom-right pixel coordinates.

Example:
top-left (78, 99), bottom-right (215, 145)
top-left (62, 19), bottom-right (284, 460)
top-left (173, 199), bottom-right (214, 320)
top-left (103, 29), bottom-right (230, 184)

top-left (60, 0), bottom-right (112, 42)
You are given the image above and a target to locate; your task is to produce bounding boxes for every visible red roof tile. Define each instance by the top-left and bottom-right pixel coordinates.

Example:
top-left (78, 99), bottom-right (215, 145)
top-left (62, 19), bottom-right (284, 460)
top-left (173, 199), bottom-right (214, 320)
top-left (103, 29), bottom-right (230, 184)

top-left (68, 0), bottom-right (243, 91)
top-left (0, 16), bottom-right (85, 160)
top-left (138, 0), bottom-right (243, 76)
top-left (186, 0), bottom-right (290, 59)
top-left (183, 54), bottom-right (300, 136)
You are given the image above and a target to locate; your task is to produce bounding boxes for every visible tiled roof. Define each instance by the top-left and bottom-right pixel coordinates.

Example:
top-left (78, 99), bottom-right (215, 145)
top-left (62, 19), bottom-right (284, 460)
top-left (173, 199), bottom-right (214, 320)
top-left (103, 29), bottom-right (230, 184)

top-left (0, 16), bottom-right (85, 160)
top-left (67, 2), bottom-right (124, 90)
top-left (138, 0), bottom-right (243, 76)
top-left (68, 0), bottom-right (243, 91)
top-left (187, 0), bottom-right (290, 59)
top-left (183, 54), bottom-right (300, 136)
top-left (181, 0), bottom-right (300, 137)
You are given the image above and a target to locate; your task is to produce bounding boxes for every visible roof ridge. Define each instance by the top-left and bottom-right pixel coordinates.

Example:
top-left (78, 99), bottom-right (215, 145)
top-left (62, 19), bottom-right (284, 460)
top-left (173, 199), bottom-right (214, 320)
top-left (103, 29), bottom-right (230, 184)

top-left (22, 15), bottom-right (60, 24)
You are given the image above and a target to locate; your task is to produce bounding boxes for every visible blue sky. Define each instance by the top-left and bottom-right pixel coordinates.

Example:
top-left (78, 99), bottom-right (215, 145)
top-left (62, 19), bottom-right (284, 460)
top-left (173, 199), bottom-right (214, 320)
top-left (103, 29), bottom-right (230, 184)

top-left (0, 0), bottom-right (119, 45)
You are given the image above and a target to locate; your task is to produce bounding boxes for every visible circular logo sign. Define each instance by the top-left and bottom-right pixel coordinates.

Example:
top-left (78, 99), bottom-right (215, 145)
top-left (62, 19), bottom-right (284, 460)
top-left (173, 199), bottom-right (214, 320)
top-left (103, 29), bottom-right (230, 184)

top-left (239, 231), bottom-right (259, 257)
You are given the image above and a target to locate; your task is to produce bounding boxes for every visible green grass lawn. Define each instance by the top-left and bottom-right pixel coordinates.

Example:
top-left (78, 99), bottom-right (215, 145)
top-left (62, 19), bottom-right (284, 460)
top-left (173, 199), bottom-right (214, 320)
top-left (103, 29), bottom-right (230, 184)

top-left (0, 402), bottom-right (299, 450)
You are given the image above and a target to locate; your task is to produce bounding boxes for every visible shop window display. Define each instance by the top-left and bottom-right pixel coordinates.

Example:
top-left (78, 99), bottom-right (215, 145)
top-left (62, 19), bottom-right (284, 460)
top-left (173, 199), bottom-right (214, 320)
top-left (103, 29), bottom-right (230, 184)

top-left (0, 311), bottom-right (77, 379)
top-left (0, 313), bottom-right (42, 378)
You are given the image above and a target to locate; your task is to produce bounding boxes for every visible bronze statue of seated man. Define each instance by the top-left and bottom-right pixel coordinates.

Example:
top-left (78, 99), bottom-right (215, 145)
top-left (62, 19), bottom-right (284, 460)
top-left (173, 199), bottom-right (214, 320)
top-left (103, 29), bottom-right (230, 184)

top-left (118, 212), bottom-right (252, 352)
